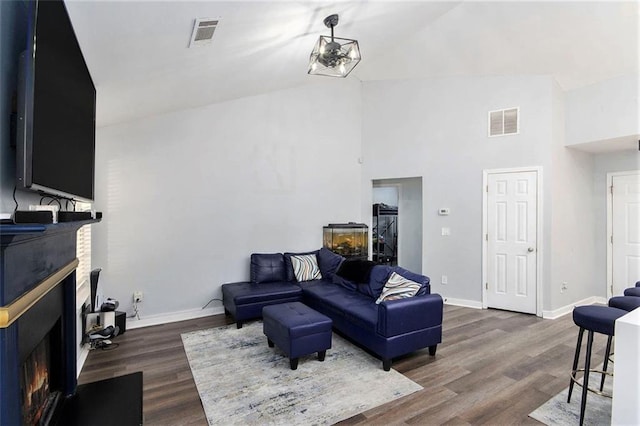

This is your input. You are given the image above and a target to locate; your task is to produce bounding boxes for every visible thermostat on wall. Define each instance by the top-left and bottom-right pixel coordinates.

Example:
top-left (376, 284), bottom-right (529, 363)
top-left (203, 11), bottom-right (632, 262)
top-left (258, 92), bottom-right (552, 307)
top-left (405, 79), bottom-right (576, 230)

top-left (438, 208), bottom-right (450, 216)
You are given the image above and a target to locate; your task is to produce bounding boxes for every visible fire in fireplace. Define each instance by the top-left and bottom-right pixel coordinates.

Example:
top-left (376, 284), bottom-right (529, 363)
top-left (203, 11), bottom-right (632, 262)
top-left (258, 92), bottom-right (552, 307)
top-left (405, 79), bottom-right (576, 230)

top-left (20, 333), bottom-right (61, 425)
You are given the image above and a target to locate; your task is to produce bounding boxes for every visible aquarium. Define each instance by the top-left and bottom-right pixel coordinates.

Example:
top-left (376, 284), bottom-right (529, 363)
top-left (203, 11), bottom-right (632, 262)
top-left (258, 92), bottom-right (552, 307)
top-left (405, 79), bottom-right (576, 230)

top-left (323, 223), bottom-right (368, 259)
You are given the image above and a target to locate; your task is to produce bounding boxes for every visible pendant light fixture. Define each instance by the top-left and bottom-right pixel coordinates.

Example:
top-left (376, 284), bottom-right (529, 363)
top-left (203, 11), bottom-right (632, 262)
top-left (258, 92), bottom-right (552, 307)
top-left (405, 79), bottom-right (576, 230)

top-left (308, 14), bottom-right (361, 78)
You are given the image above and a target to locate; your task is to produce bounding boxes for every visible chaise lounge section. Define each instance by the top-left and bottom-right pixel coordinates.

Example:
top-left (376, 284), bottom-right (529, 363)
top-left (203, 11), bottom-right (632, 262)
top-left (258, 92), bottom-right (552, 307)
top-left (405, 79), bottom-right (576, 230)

top-left (222, 248), bottom-right (443, 370)
top-left (222, 253), bottom-right (302, 329)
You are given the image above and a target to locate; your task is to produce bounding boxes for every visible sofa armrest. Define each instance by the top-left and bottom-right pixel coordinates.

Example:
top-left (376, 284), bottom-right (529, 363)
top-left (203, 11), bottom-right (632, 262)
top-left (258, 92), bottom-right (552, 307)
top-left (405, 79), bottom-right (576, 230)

top-left (377, 293), bottom-right (443, 337)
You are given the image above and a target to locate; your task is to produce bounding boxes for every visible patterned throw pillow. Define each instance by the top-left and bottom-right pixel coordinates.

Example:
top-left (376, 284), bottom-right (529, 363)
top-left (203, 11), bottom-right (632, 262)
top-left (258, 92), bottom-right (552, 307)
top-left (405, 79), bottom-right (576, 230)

top-left (290, 254), bottom-right (323, 282)
top-left (375, 272), bottom-right (421, 304)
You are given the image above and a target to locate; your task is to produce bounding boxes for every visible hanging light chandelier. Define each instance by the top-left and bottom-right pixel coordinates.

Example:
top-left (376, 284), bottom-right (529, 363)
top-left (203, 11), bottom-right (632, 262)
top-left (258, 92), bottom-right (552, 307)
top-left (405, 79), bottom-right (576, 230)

top-left (308, 14), bottom-right (361, 78)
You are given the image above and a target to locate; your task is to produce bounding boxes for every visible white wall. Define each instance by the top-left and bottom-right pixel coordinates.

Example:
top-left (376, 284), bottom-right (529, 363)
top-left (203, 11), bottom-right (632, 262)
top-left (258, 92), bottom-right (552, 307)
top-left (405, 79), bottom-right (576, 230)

top-left (93, 81), bottom-right (362, 319)
top-left (361, 76), bottom-right (555, 307)
top-left (91, 71), bottom-right (637, 320)
top-left (565, 74), bottom-right (640, 147)
top-left (372, 186), bottom-right (398, 206)
top-left (548, 81), bottom-right (598, 310)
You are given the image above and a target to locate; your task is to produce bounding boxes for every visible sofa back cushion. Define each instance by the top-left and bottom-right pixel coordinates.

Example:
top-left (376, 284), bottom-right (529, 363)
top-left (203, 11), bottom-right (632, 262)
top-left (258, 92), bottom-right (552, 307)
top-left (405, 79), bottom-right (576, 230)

top-left (284, 250), bottom-right (320, 282)
top-left (359, 265), bottom-right (393, 298)
top-left (317, 247), bottom-right (345, 280)
top-left (375, 271), bottom-right (422, 304)
top-left (250, 253), bottom-right (285, 283)
top-left (357, 265), bottom-right (430, 299)
top-left (332, 274), bottom-right (358, 291)
top-left (391, 266), bottom-right (430, 295)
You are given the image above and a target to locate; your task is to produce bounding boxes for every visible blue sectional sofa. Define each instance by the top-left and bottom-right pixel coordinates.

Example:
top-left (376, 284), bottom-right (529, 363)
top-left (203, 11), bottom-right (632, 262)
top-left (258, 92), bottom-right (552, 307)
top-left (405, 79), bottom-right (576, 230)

top-left (222, 248), bottom-right (443, 371)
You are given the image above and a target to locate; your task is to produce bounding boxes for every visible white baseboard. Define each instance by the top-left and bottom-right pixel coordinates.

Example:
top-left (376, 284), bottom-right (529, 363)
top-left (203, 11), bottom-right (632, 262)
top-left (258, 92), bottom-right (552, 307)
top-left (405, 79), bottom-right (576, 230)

top-left (444, 295), bottom-right (609, 318)
top-left (96, 294), bottom-right (609, 332)
top-left (542, 296), bottom-right (608, 319)
top-left (126, 305), bottom-right (225, 330)
top-left (443, 297), bottom-right (483, 309)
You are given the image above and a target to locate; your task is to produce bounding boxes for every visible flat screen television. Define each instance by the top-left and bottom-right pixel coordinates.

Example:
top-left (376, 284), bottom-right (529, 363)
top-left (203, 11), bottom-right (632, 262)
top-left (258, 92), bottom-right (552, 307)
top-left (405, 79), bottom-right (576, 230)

top-left (16, 0), bottom-right (96, 202)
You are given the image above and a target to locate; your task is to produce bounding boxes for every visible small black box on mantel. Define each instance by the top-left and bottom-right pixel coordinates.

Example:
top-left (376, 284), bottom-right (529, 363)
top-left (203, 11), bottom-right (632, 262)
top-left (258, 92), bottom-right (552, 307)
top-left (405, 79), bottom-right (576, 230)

top-left (115, 311), bottom-right (126, 335)
top-left (13, 210), bottom-right (53, 224)
top-left (58, 211), bottom-right (93, 222)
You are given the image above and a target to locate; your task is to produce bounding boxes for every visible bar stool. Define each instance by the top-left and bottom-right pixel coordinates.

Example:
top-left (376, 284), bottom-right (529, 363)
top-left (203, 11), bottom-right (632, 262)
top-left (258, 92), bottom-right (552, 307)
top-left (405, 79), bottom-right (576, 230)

top-left (623, 281), bottom-right (640, 297)
top-left (609, 295), bottom-right (640, 312)
top-left (568, 305), bottom-right (627, 425)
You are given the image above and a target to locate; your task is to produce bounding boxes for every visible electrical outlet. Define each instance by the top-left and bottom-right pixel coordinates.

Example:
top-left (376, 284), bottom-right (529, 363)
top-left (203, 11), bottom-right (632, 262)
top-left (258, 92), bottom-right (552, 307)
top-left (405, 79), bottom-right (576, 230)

top-left (133, 291), bottom-right (143, 303)
top-left (441, 275), bottom-right (448, 285)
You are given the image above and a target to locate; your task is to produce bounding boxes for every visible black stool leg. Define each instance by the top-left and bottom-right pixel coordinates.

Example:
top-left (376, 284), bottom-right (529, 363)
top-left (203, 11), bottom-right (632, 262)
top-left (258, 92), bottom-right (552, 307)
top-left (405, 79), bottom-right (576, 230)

top-left (568, 327), bottom-right (585, 402)
top-left (600, 335), bottom-right (613, 392)
top-left (579, 330), bottom-right (594, 426)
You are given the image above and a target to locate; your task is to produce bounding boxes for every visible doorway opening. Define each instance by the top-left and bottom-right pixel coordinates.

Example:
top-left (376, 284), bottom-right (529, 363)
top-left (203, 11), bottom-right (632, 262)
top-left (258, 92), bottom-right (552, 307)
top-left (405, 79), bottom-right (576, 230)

top-left (372, 177), bottom-right (423, 273)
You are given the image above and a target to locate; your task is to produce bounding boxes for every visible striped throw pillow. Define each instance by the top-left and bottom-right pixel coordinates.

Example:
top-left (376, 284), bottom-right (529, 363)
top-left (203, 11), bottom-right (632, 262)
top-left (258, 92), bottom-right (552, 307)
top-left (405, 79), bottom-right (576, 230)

top-left (375, 272), bottom-right (421, 304)
top-left (291, 254), bottom-right (323, 282)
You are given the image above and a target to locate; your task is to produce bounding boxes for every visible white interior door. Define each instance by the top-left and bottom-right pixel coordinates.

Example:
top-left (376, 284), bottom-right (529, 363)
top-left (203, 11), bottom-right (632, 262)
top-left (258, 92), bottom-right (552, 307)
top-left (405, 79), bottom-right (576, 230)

top-left (486, 171), bottom-right (538, 314)
top-left (611, 173), bottom-right (640, 296)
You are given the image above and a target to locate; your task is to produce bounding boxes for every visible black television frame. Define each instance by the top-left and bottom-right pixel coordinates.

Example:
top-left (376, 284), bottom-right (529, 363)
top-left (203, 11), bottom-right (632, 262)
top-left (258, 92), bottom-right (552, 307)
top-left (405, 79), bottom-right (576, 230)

top-left (16, 0), bottom-right (96, 203)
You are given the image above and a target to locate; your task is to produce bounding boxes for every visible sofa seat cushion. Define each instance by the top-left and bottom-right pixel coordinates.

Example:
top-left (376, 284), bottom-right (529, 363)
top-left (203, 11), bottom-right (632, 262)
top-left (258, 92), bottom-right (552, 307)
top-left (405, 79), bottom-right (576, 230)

top-left (303, 283), bottom-right (377, 331)
top-left (343, 300), bottom-right (378, 332)
top-left (222, 281), bottom-right (302, 305)
top-left (300, 280), bottom-right (347, 301)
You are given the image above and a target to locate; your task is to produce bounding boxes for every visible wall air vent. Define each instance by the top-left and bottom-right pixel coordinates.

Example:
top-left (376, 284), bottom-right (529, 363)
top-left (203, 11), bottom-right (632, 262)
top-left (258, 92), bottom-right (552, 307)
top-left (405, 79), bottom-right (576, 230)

top-left (488, 107), bottom-right (519, 137)
top-left (189, 18), bottom-right (220, 47)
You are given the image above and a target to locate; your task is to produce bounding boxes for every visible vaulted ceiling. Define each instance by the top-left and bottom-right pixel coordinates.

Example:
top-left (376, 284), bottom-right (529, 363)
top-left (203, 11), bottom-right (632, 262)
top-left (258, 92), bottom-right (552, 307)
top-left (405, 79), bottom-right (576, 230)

top-left (64, 1), bottom-right (639, 127)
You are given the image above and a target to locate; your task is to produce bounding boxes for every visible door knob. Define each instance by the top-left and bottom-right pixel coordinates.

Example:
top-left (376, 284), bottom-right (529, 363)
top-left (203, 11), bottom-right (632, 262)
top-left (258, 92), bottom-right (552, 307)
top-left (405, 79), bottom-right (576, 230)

top-left (528, 247), bottom-right (535, 252)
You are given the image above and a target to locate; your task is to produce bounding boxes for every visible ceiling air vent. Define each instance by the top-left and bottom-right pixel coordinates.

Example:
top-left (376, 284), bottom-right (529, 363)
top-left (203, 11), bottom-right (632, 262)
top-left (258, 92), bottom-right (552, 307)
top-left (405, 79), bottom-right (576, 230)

top-left (189, 18), bottom-right (219, 48)
top-left (488, 107), bottom-right (519, 137)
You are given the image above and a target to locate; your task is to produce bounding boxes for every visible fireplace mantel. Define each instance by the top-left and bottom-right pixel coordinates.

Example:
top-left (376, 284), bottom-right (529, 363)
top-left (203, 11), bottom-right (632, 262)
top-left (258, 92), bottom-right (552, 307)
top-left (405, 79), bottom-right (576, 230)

top-left (0, 219), bottom-right (99, 425)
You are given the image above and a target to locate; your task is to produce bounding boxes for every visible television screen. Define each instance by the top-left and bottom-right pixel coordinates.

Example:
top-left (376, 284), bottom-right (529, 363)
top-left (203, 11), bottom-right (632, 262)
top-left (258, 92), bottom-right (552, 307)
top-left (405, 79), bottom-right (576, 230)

top-left (17, 0), bottom-right (96, 202)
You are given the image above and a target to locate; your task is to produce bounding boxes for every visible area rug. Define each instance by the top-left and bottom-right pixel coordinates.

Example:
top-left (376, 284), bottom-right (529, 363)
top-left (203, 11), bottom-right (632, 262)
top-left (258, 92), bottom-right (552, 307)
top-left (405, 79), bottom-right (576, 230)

top-left (529, 371), bottom-right (612, 426)
top-left (181, 321), bottom-right (422, 425)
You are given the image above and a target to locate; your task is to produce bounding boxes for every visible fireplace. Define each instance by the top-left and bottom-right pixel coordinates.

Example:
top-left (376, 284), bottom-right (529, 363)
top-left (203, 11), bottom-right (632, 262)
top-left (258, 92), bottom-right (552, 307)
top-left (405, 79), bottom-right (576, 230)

top-left (0, 222), bottom-right (85, 425)
top-left (21, 332), bottom-right (61, 425)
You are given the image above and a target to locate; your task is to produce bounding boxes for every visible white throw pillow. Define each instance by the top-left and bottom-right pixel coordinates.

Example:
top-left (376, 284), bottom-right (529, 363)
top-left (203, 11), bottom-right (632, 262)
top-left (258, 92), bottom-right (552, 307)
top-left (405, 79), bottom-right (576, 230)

top-left (375, 272), bottom-right (421, 304)
top-left (291, 254), bottom-right (323, 282)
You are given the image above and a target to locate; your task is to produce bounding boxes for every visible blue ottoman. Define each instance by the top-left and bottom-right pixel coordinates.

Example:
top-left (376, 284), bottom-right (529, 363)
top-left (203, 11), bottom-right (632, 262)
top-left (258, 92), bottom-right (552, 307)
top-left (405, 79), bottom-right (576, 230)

top-left (262, 302), bottom-right (332, 370)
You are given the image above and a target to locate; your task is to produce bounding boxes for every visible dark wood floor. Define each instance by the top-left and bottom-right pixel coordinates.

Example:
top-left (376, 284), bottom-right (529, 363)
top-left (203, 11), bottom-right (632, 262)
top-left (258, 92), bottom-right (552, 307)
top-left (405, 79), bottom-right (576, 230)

top-left (78, 305), bottom-right (609, 425)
